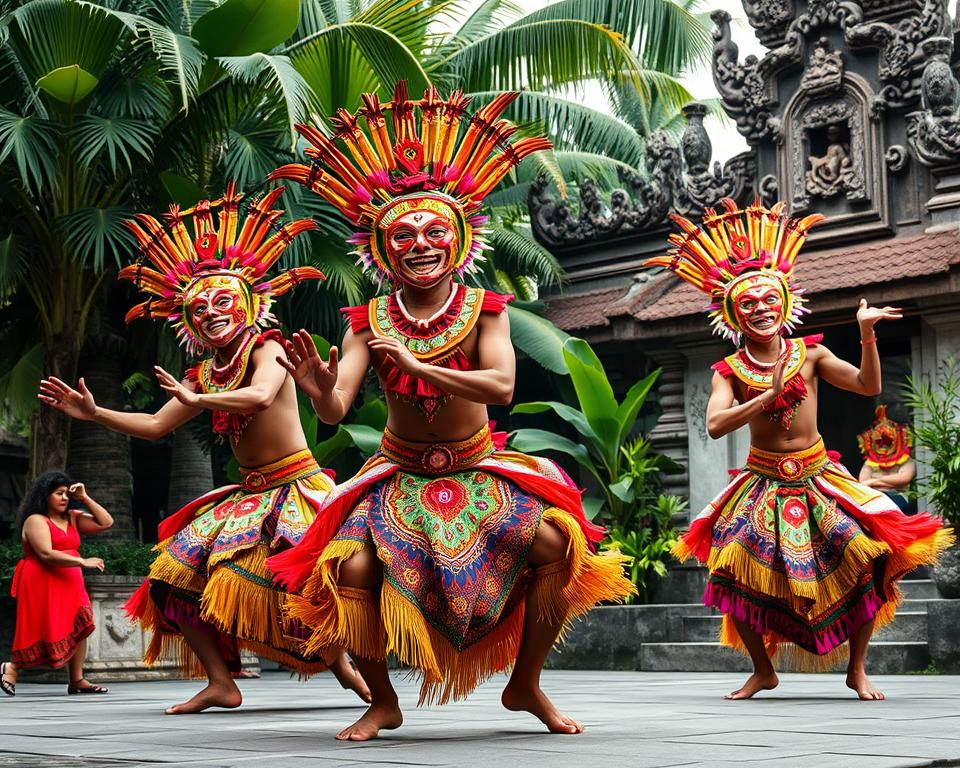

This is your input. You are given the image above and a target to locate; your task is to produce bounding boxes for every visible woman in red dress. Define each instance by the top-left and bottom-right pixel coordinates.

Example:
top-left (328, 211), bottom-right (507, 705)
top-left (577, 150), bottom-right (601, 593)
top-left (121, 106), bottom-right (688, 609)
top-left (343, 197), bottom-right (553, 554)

top-left (1, 470), bottom-right (114, 696)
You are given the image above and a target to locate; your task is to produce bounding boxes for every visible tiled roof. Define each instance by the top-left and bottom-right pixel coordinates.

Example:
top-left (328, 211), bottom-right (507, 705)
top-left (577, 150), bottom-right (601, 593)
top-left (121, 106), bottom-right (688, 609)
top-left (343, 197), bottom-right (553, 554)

top-left (546, 230), bottom-right (960, 330)
top-left (544, 285), bottom-right (626, 330)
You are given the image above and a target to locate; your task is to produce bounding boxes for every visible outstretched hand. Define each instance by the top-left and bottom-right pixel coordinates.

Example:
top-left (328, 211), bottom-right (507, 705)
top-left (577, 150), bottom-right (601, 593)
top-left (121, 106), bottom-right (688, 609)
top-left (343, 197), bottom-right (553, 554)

top-left (277, 330), bottom-right (339, 399)
top-left (38, 377), bottom-right (97, 420)
top-left (154, 367), bottom-right (200, 407)
top-left (857, 298), bottom-right (902, 329)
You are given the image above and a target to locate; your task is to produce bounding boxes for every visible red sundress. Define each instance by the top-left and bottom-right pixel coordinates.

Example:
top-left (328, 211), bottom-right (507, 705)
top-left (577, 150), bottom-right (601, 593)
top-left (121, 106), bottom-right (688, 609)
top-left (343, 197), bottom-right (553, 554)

top-left (10, 516), bottom-right (95, 668)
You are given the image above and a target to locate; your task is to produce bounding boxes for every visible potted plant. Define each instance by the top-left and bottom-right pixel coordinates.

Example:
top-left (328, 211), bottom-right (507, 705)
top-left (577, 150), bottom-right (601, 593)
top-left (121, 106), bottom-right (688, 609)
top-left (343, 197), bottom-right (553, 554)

top-left (904, 359), bottom-right (960, 598)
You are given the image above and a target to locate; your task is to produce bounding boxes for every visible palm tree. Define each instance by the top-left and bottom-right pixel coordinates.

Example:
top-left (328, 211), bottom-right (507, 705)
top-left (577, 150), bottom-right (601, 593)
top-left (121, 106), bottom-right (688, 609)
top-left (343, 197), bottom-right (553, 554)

top-left (0, 0), bottom-right (710, 482)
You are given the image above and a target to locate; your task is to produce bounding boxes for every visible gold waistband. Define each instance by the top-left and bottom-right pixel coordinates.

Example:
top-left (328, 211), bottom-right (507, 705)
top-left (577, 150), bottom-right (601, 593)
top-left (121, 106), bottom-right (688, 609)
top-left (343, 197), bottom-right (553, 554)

top-left (380, 425), bottom-right (495, 474)
top-left (238, 449), bottom-right (320, 491)
top-left (746, 438), bottom-right (827, 482)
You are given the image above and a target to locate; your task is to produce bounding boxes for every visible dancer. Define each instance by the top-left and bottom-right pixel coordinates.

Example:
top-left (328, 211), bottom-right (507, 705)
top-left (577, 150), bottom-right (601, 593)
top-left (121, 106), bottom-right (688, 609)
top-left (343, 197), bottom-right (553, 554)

top-left (39, 184), bottom-right (368, 713)
top-left (267, 83), bottom-right (634, 740)
top-left (648, 199), bottom-right (951, 701)
top-left (3, 471), bottom-right (113, 697)
top-left (858, 405), bottom-right (916, 514)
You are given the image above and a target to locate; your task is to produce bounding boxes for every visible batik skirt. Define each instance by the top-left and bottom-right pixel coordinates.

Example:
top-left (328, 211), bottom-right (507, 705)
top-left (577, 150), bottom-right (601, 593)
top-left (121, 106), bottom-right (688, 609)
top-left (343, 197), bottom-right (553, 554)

top-left (124, 449), bottom-right (333, 677)
top-left (674, 438), bottom-right (952, 669)
top-left (268, 425), bottom-right (634, 704)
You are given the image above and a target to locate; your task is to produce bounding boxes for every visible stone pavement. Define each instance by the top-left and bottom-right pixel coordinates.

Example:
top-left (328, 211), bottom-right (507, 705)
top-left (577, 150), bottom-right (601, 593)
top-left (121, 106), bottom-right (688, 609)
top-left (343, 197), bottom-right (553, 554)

top-left (1, 670), bottom-right (959, 768)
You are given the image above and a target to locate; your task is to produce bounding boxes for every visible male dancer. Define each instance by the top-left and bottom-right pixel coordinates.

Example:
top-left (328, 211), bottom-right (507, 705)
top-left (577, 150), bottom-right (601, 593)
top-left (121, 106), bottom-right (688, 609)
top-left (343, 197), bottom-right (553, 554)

top-left (266, 83), bottom-right (634, 740)
top-left (649, 199), bottom-right (951, 700)
top-left (39, 184), bottom-right (368, 713)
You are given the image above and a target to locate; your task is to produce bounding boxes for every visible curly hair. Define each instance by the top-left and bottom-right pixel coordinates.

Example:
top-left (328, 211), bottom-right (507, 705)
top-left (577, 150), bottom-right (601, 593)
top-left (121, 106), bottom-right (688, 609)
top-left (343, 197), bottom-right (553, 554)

top-left (16, 470), bottom-right (73, 532)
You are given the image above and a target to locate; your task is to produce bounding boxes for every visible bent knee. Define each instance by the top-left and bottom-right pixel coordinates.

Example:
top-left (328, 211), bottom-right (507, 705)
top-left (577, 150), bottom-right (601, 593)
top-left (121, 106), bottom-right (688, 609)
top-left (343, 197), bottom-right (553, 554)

top-left (337, 546), bottom-right (383, 589)
top-left (528, 520), bottom-right (570, 567)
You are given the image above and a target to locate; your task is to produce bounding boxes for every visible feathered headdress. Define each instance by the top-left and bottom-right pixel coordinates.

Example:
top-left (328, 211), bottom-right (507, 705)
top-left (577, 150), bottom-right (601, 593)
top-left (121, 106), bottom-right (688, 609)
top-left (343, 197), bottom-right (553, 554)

top-left (270, 81), bottom-right (552, 282)
top-left (118, 182), bottom-right (324, 355)
top-left (644, 198), bottom-right (825, 342)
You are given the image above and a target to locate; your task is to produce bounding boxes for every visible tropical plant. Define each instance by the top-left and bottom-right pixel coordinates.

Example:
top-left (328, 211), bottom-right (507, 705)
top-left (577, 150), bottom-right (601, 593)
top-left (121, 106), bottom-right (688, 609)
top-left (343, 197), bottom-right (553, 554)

top-left (509, 337), bottom-right (685, 599)
top-left (0, 0), bottom-right (711, 478)
top-left (903, 359), bottom-right (960, 526)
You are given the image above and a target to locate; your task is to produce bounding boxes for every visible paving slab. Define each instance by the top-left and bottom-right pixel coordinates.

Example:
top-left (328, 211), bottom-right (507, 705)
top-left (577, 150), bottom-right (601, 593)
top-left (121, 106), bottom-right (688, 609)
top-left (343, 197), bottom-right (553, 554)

top-left (0, 671), bottom-right (958, 768)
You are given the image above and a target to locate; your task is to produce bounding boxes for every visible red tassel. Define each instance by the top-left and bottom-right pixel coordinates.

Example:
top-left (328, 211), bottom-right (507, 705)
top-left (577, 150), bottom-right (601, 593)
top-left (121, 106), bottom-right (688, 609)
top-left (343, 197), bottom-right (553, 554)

top-left (341, 304), bottom-right (370, 333)
top-left (123, 578), bottom-right (151, 620)
top-left (712, 360), bottom-right (734, 378)
top-left (481, 291), bottom-right (514, 314)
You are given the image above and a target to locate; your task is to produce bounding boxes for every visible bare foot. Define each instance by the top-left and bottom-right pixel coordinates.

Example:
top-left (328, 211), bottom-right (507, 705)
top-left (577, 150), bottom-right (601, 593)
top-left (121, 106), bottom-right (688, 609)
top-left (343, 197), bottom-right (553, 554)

top-left (335, 700), bottom-right (403, 741)
top-left (846, 670), bottom-right (885, 700)
top-left (725, 670), bottom-right (779, 700)
top-left (164, 682), bottom-right (242, 714)
top-left (501, 683), bottom-right (584, 734)
top-left (329, 652), bottom-right (372, 704)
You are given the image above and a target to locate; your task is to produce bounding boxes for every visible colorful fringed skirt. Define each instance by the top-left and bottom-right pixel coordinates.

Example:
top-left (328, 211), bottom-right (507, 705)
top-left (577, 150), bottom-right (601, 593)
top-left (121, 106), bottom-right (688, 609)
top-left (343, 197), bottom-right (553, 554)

top-left (268, 425), bottom-right (634, 704)
top-left (674, 439), bottom-right (952, 668)
top-left (124, 449), bottom-right (334, 676)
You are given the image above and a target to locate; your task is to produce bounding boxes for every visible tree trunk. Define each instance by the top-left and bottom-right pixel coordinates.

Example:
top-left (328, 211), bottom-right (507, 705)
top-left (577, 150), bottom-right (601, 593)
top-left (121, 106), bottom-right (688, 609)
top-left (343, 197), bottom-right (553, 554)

top-left (67, 335), bottom-right (135, 541)
top-left (31, 333), bottom-right (79, 477)
top-left (166, 426), bottom-right (213, 515)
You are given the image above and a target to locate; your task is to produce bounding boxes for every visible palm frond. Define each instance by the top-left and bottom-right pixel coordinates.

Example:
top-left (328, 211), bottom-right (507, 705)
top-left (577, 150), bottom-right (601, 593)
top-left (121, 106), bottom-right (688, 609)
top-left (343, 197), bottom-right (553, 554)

top-left (522, 149), bottom-right (630, 192)
top-left (73, 115), bottom-right (158, 172)
top-left (516, 0), bottom-right (711, 75)
top-left (485, 226), bottom-right (564, 288)
top-left (0, 341), bottom-right (42, 422)
top-left (0, 234), bottom-right (23, 297)
top-left (354, 0), bottom-right (455, 58)
top-left (0, 106), bottom-right (60, 191)
top-left (219, 53), bottom-right (314, 145)
top-left (470, 88), bottom-right (644, 167)
top-left (223, 125), bottom-right (288, 191)
top-left (450, 0), bottom-right (522, 41)
top-left (442, 18), bottom-right (639, 93)
top-left (58, 205), bottom-right (138, 271)
top-left (288, 22), bottom-right (430, 116)
top-left (93, 61), bottom-right (172, 120)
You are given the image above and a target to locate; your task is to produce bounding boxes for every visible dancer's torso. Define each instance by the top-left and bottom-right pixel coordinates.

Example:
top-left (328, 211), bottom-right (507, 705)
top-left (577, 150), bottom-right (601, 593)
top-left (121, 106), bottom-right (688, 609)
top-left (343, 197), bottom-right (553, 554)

top-left (730, 346), bottom-right (823, 453)
top-left (367, 319), bottom-right (492, 442)
top-left (222, 342), bottom-right (310, 467)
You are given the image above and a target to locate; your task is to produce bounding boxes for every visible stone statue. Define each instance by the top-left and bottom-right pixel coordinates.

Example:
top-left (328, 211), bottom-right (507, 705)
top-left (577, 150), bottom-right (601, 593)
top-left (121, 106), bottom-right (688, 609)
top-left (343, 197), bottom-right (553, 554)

top-left (805, 125), bottom-right (855, 196)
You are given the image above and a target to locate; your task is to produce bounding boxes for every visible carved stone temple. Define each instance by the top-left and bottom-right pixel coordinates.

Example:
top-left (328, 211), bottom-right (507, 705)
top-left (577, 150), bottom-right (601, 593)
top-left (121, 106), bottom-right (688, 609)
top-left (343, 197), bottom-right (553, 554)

top-left (529, 0), bottom-right (960, 520)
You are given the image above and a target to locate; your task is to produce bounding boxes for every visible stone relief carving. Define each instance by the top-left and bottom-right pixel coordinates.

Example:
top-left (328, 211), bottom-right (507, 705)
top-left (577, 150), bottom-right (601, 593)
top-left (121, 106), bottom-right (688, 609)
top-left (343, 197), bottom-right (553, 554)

top-left (800, 37), bottom-right (845, 95)
top-left (687, 382), bottom-right (712, 442)
top-left (804, 125), bottom-right (856, 197)
top-left (711, 0), bottom-right (950, 143)
top-left (791, 96), bottom-right (867, 210)
top-left (104, 610), bottom-right (135, 645)
top-left (906, 36), bottom-right (960, 165)
top-left (529, 104), bottom-right (757, 248)
top-left (885, 144), bottom-right (910, 172)
top-left (741, 0), bottom-right (795, 46)
top-left (758, 174), bottom-right (780, 205)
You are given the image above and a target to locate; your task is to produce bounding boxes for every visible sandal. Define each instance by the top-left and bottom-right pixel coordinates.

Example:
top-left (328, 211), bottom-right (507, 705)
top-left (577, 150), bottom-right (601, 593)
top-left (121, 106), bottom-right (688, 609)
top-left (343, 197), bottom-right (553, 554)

top-left (67, 679), bottom-right (108, 694)
top-left (0, 663), bottom-right (15, 697)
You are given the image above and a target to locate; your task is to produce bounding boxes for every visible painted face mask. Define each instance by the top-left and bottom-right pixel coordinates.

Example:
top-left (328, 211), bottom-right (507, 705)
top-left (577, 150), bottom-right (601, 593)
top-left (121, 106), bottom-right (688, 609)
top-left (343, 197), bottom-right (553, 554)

top-left (727, 272), bottom-right (789, 342)
top-left (858, 405), bottom-right (911, 469)
top-left (181, 274), bottom-right (255, 349)
top-left (383, 209), bottom-right (460, 288)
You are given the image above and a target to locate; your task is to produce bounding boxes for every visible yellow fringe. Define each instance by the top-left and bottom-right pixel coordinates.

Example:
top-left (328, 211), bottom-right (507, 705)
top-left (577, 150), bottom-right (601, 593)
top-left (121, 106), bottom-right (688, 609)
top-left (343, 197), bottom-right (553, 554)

top-left (288, 507), bottom-right (635, 706)
top-left (707, 532), bottom-right (890, 612)
top-left (671, 537), bottom-right (698, 564)
top-left (716, 526), bottom-right (955, 672)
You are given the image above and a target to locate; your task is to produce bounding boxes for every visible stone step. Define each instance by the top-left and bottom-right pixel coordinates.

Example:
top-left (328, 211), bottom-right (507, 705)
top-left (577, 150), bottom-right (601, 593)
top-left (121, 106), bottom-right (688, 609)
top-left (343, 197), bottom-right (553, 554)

top-left (682, 611), bottom-right (928, 643)
top-left (639, 641), bottom-right (930, 674)
top-left (899, 579), bottom-right (938, 599)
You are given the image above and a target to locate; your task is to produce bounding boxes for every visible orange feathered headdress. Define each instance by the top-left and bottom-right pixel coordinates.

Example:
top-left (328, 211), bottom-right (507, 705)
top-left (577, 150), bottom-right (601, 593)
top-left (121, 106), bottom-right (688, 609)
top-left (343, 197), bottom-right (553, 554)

top-left (118, 182), bottom-right (324, 354)
top-left (270, 81), bottom-right (551, 282)
top-left (644, 198), bottom-right (825, 343)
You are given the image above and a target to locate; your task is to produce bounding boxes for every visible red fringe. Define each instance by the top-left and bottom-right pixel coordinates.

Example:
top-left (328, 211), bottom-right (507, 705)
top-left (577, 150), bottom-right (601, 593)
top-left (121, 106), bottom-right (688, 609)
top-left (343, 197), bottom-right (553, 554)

top-left (123, 579), bottom-right (151, 621)
top-left (802, 333), bottom-right (824, 346)
top-left (341, 304), bottom-right (369, 333)
top-left (481, 291), bottom-right (514, 314)
top-left (829, 492), bottom-right (944, 550)
top-left (382, 347), bottom-right (471, 399)
top-left (679, 515), bottom-right (716, 562)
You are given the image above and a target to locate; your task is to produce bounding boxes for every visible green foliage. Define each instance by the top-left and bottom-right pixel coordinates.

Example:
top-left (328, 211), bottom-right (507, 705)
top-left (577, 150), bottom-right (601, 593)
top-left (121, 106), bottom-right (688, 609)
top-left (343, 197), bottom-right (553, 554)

top-left (510, 337), bottom-right (685, 601)
top-left (79, 539), bottom-right (156, 577)
top-left (903, 359), bottom-right (960, 526)
top-left (603, 494), bottom-right (685, 603)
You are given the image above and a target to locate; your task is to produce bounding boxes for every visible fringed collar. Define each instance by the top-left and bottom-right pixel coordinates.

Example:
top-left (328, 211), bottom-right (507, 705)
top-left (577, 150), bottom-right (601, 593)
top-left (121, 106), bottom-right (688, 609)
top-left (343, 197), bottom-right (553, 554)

top-left (341, 286), bottom-right (513, 421)
top-left (712, 334), bottom-right (823, 430)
